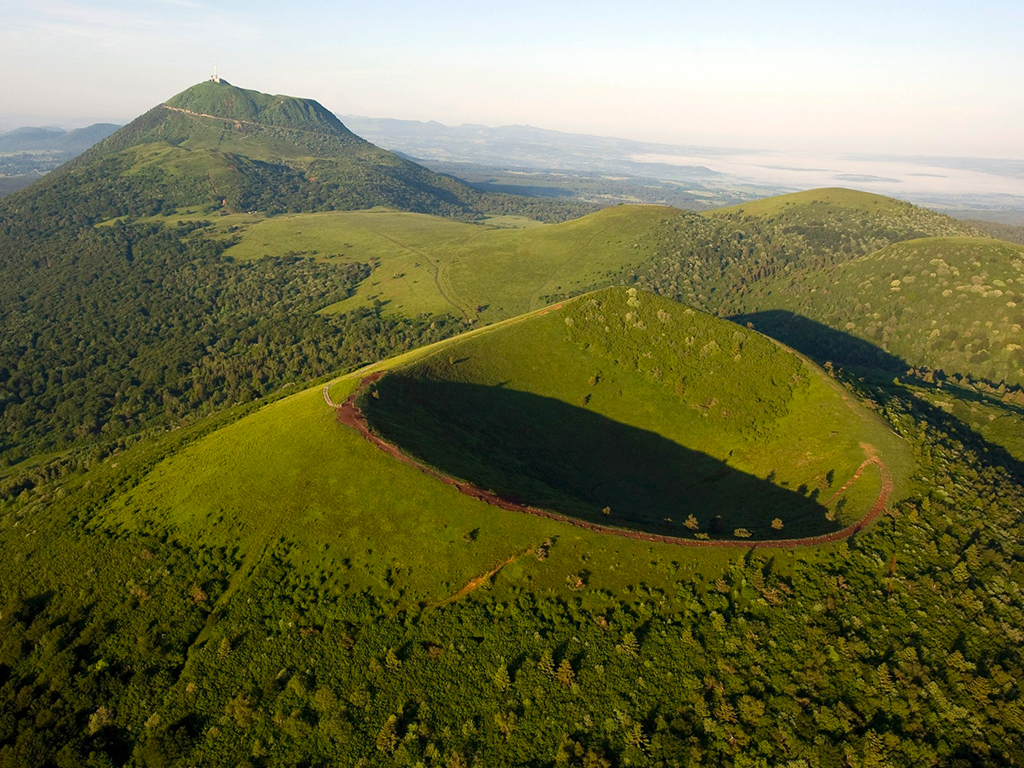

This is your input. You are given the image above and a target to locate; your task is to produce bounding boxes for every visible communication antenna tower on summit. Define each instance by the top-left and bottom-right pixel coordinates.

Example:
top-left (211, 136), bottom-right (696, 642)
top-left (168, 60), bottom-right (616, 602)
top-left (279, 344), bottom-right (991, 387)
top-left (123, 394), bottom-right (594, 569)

top-left (210, 59), bottom-right (221, 84)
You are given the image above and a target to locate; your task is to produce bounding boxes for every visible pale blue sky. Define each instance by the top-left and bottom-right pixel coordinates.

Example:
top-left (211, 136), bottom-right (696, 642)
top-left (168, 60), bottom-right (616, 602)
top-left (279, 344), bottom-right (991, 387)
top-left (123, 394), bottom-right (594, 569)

top-left (2, 0), bottom-right (1022, 156)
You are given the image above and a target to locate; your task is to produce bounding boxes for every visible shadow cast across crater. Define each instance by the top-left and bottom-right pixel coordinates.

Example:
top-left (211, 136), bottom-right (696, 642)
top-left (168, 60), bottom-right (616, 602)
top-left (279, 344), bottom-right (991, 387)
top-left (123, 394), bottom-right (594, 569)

top-left (362, 375), bottom-right (836, 540)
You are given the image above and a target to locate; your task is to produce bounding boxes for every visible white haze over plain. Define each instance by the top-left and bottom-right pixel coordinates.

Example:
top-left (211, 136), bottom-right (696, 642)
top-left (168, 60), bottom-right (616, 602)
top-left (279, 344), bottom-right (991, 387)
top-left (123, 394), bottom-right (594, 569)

top-left (633, 152), bottom-right (1024, 199)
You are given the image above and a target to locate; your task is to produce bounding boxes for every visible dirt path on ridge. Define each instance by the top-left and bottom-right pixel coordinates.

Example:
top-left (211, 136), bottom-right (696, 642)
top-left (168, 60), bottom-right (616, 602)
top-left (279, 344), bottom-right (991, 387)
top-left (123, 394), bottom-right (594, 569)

top-left (323, 383), bottom-right (340, 409)
top-left (437, 549), bottom-right (535, 606)
top-left (361, 227), bottom-right (478, 323)
top-left (329, 372), bottom-right (893, 549)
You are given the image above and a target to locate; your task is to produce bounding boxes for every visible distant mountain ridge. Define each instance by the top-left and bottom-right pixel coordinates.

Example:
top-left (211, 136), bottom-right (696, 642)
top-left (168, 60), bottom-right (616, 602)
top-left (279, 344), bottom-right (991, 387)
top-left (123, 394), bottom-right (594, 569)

top-left (0, 123), bottom-right (120, 153)
top-left (341, 115), bottom-right (1024, 219)
top-left (0, 122), bottom-right (122, 199)
top-left (341, 114), bottom-right (730, 180)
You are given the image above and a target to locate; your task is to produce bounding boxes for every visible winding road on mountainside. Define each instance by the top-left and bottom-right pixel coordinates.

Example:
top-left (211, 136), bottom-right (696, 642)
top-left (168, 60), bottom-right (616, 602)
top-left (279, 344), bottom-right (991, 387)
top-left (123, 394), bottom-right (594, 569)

top-left (162, 104), bottom-right (340, 137)
top-left (323, 373), bottom-right (894, 549)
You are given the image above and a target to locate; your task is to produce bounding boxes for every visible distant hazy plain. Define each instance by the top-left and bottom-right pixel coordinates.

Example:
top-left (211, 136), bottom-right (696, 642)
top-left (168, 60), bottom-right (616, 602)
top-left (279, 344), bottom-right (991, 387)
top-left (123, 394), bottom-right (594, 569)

top-left (633, 150), bottom-right (1024, 201)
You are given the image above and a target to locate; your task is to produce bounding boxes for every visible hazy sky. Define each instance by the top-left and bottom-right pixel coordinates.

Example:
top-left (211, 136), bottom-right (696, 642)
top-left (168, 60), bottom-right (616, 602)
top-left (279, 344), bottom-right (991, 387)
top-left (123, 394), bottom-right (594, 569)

top-left (2, 0), bottom-right (1022, 157)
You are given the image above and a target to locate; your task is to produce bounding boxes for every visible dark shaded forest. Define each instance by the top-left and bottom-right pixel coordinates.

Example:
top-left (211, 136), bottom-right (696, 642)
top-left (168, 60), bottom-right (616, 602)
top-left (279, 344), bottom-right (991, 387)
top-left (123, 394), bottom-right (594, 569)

top-left (0, 221), bottom-right (458, 467)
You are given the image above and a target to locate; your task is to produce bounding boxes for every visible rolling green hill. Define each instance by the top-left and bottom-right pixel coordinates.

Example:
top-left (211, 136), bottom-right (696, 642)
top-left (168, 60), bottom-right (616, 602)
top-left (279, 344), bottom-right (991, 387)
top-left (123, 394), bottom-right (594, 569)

top-left (714, 187), bottom-right (960, 220)
top-left (207, 188), bottom-right (977, 325)
top-left (215, 204), bottom-right (682, 321)
top-left (735, 237), bottom-right (1024, 387)
top-left (709, 188), bottom-right (976, 251)
top-left (638, 188), bottom-right (980, 316)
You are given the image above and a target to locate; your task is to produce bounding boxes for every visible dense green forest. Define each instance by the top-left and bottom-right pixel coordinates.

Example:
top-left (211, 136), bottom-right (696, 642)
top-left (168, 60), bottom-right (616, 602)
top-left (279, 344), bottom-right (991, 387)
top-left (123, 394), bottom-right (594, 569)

top-left (0, 221), bottom-right (460, 467)
top-left (0, 362), bottom-right (1021, 766)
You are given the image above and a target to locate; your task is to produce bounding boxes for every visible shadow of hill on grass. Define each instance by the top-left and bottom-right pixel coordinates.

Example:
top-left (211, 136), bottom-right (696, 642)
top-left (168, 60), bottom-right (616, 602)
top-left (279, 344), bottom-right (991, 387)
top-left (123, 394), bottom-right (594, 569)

top-left (731, 309), bottom-right (907, 374)
top-left (363, 376), bottom-right (835, 540)
top-left (736, 308), bottom-right (1024, 413)
top-left (735, 309), bottom-right (1024, 481)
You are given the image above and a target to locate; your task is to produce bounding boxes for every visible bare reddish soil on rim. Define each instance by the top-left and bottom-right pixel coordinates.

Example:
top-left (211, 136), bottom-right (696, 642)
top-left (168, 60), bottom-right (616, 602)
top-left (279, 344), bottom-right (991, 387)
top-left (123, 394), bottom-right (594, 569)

top-left (328, 373), bottom-right (894, 549)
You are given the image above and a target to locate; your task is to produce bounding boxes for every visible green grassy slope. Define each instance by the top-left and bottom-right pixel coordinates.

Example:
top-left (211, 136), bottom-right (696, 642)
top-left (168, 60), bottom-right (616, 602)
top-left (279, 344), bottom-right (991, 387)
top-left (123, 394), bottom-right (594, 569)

top-left (737, 237), bottom-right (1024, 387)
top-left (103, 378), bottom-right (564, 602)
top-left (219, 205), bottom-right (681, 321)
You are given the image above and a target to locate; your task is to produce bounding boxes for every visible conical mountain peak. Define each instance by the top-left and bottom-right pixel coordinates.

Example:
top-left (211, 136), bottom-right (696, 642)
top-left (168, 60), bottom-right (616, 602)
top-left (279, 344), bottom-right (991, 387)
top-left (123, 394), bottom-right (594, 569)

top-left (11, 79), bottom-right (491, 222)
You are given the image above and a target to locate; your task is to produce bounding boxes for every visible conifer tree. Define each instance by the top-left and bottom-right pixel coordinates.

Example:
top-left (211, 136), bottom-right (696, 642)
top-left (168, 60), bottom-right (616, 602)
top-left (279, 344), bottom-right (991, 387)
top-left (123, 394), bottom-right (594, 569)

top-left (876, 663), bottom-right (894, 697)
top-left (539, 649), bottom-right (555, 678)
top-left (376, 715), bottom-right (398, 754)
top-left (952, 561), bottom-right (970, 583)
top-left (385, 647), bottom-right (401, 671)
top-left (617, 632), bottom-right (640, 659)
top-left (494, 659), bottom-right (510, 692)
top-left (557, 658), bottom-right (575, 687)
